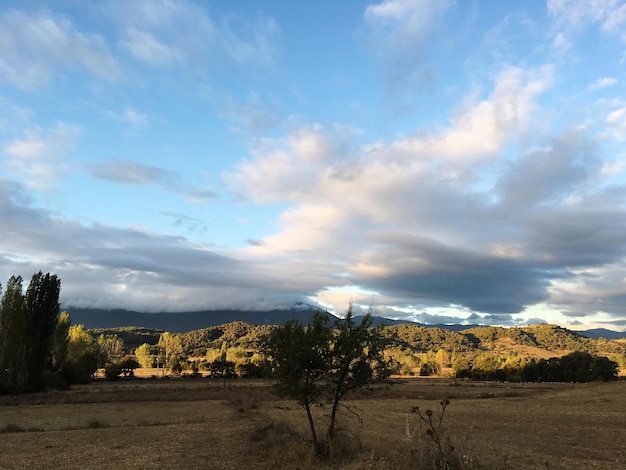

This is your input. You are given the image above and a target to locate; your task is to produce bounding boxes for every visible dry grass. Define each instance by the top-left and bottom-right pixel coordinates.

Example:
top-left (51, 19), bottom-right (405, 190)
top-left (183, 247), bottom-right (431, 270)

top-left (0, 378), bottom-right (624, 469)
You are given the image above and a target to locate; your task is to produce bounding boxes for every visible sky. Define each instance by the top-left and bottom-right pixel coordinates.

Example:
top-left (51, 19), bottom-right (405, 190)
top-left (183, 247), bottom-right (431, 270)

top-left (1, 0), bottom-right (626, 331)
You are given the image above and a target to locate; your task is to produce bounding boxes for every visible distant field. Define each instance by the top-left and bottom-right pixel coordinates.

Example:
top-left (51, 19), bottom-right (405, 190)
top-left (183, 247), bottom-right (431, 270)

top-left (0, 378), bottom-right (624, 469)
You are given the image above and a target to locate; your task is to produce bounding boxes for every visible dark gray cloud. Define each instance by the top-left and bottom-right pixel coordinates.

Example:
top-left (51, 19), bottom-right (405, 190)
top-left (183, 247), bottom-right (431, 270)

top-left (355, 232), bottom-right (552, 314)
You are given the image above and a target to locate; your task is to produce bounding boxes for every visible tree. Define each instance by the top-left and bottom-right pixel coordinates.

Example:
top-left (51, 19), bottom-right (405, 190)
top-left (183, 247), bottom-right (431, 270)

top-left (325, 308), bottom-right (389, 442)
top-left (157, 332), bottom-right (184, 376)
top-left (0, 272), bottom-right (61, 392)
top-left (23, 272), bottom-right (61, 390)
top-left (53, 311), bottom-right (71, 372)
top-left (97, 334), bottom-right (124, 367)
top-left (264, 311), bottom-right (332, 454)
top-left (209, 341), bottom-right (236, 379)
top-left (118, 356), bottom-right (139, 377)
top-left (105, 355), bottom-right (139, 380)
top-left (263, 305), bottom-right (390, 456)
top-left (64, 324), bottom-right (98, 383)
top-left (0, 276), bottom-right (27, 392)
top-left (135, 343), bottom-right (154, 369)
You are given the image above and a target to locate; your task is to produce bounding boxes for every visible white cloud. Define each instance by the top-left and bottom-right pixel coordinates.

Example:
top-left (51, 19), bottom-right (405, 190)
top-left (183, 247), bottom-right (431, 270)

top-left (548, 0), bottom-right (626, 42)
top-left (209, 90), bottom-right (283, 133)
top-left (106, 107), bottom-right (150, 130)
top-left (377, 65), bottom-right (552, 164)
top-left (120, 29), bottom-right (183, 67)
top-left (607, 107), bottom-right (626, 124)
top-left (109, 0), bottom-right (279, 73)
top-left (589, 76), bottom-right (618, 90)
top-left (0, 9), bottom-right (119, 89)
top-left (3, 122), bottom-right (79, 190)
top-left (223, 123), bottom-right (362, 203)
top-left (605, 106), bottom-right (626, 140)
top-left (363, 0), bottom-right (451, 87)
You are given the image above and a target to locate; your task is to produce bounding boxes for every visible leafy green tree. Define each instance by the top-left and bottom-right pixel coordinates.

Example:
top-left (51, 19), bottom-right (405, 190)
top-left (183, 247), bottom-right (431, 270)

top-left (419, 350), bottom-right (441, 376)
top-left (208, 340), bottom-right (236, 378)
top-left (549, 351), bottom-right (618, 382)
top-left (590, 355), bottom-right (619, 381)
top-left (53, 311), bottom-right (71, 372)
top-left (97, 334), bottom-right (124, 367)
top-left (325, 308), bottom-right (389, 442)
top-left (158, 332), bottom-right (184, 375)
top-left (64, 324), bottom-right (98, 383)
top-left (263, 305), bottom-right (390, 456)
top-left (135, 343), bottom-right (154, 369)
top-left (264, 311), bottom-right (332, 454)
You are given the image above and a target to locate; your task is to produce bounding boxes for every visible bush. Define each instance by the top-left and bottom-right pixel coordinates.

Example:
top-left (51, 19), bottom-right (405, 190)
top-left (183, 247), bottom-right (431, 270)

top-left (118, 356), bottom-right (139, 377)
top-left (104, 363), bottom-right (122, 380)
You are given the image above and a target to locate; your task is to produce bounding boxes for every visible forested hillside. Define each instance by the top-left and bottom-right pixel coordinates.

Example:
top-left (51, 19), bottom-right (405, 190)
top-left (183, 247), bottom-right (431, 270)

top-left (94, 321), bottom-right (626, 361)
top-left (461, 324), bottom-right (625, 356)
top-left (179, 322), bottom-right (277, 356)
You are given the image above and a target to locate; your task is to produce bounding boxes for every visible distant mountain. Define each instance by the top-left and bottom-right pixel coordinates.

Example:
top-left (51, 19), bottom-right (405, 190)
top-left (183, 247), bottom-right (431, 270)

top-left (354, 315), bottom-right (484, 332)
top-left (64, 307), bottom-right (626, 342)
top-left (65, 303), bottom-right (332, 332)
top-left (577, 328), bottom-right (626, 340)
top-left (354, 316), bottom-right (420, 327)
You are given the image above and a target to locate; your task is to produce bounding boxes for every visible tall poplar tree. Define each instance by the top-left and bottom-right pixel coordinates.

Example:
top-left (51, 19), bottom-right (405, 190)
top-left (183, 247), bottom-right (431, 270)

top-left (0, 272), bottom-right (61, 392)
top-left (0, 276), bottom-right (26, 392)
top-left (23, 272), bottom-right (61, 390)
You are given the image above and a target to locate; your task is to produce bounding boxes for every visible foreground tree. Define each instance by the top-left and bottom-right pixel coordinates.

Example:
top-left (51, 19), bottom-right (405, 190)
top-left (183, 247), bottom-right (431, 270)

top-left (23, 272), bottom-right (61, 390)
top-left (0, 276), bottom-right (27, 391)
top-left (0, 273), bottom-right (61, 392)
top-left (263, 305), bottom-right (390, 456)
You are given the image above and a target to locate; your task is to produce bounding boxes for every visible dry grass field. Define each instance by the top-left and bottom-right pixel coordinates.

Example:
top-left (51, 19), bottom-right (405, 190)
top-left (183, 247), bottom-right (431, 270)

top-left (0, 377), bottom-right (624, 469)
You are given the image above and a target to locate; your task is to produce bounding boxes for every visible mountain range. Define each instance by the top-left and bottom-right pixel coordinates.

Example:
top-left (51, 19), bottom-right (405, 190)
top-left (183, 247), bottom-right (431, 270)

top-left (65, 305), bottom-right (626, 340)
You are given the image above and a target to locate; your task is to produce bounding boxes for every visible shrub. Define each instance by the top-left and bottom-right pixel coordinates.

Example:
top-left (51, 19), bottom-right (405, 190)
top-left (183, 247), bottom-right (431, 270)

top-left (104, 363), bottom-right (122, 380)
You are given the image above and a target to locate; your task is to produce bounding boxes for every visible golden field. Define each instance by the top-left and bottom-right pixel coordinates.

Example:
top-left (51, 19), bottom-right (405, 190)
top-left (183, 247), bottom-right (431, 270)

top-left (0, 377), bottom-right (624, 469)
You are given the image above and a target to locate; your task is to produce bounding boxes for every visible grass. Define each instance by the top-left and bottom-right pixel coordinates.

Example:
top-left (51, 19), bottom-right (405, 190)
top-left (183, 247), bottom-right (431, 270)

top-left (0, 378), bottom-right (624, 469)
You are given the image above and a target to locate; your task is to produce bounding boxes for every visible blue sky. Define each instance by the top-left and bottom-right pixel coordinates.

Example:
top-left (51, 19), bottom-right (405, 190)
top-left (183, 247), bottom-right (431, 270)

top-left (2, 0), bottom-right (626, 330)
